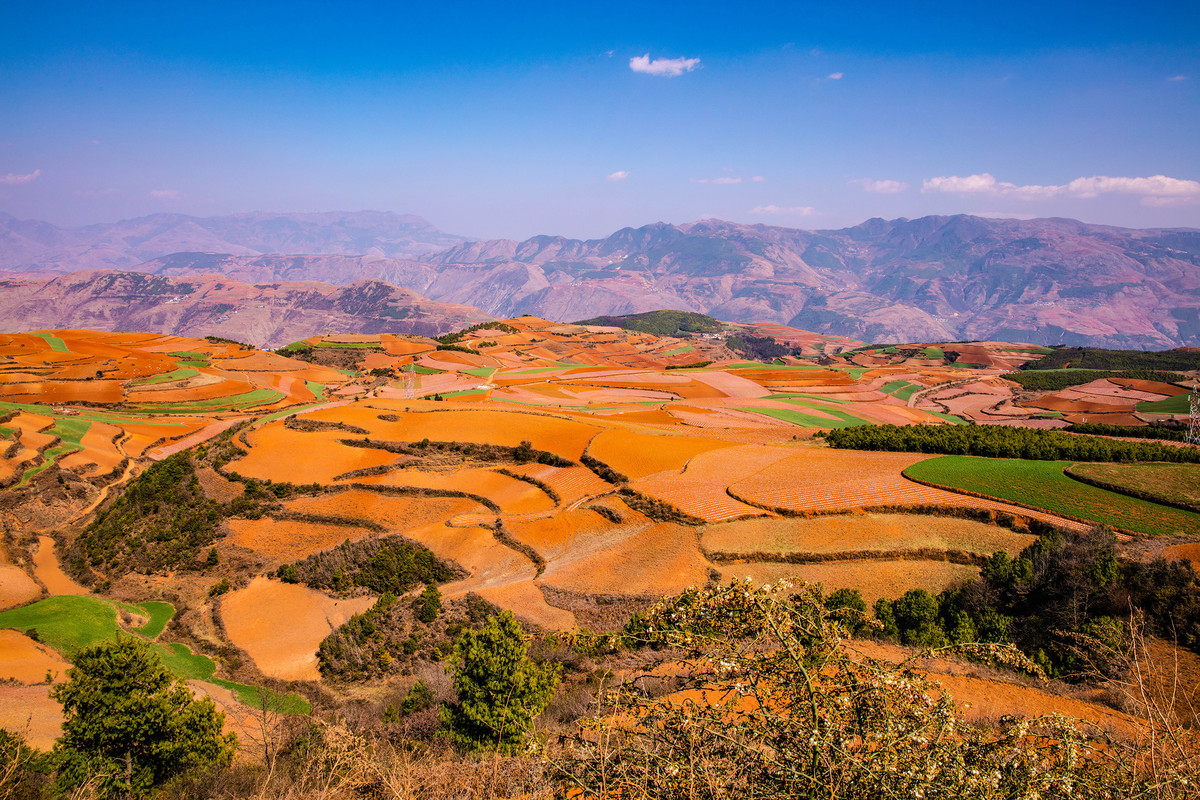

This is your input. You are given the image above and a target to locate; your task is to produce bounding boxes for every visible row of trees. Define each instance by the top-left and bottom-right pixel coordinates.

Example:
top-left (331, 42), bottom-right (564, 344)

top-left (827, 423), bottom-right (1200, 462)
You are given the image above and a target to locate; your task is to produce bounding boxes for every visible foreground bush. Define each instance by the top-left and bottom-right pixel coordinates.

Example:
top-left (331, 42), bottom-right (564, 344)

top-left (556, 580), bottom-right (1199, 799)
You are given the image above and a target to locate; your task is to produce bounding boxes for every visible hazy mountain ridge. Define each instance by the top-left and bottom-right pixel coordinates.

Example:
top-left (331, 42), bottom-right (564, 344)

top-left (0, 210), bottom-right (467, 272)
top-left (2, 212), bottom-right (1199, 348)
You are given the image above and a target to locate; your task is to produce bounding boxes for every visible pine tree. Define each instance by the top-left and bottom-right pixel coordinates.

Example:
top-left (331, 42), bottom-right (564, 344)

top-left (443, 610), bottom-right (560, 753)
top-left (50, 637), bottom-right (236, 798)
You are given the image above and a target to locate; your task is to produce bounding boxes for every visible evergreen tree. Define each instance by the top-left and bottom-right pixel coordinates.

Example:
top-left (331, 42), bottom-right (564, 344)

top-left (443, 611), bottom-right (560, 753)
top-left (50, 637), bottom-right (236, 798)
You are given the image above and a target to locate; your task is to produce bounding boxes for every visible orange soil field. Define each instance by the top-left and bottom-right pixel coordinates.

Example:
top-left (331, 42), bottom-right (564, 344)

top-left (223, 517), bottom-right (378, 561)
top-left (407, 522), bottom-right (538, 595)
top-left (0, 684), bottom-right (63, 750)
top-left (235, 426), bottom-right (399, 483)
top-left (702, 514), bottom-right (1037, 557)
top-left (34, 536), bottom-right (89, 596)
top-left (356, 468), bottom-right (556, 515)
top-left (503, 464), bottom-right (612, 505)
top-left (57, 422), bottom-right (124, 476)
top-left (505, 508), bottom-right (616, 563)
top-left (718, 560), bottom-right (980, 607)
top-left (0, 381), bottom-right (126, 404)
top-left (0, 629), bottom-right (71, 684)
top-left (1163, 542), bottom-right (1200, 568)
top-left (470, 579), bottom-right (577, 630)
top-left (688, 371), bottom-right (772, 398)
top-left (0, 563), bottom-right (41, 609)
top-left (220, 578), bottom-right (375, 682)
top-left (587, 429), bottom-right (734, 479)
top-left (131, 377), bottom-right (259, 404)
top-left (283, 490), bottom-right (481, 532)
top-left (364, 407), bottom-right (604, 459)
top-left (537, 517), bottom-right (713, 597)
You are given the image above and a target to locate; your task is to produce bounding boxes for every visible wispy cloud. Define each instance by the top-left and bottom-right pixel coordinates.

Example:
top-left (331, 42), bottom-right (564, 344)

top-left (752, 205), bottom-right (817, 216)
top-left (851, 178), bottom-right (909, 194)
top-left (1168, 75), bottom-right (1187, 81)
top-left (0, 169), bottom-right (40, 186)
top-left (629, 53), bottom-right (701, 77)
top-left (921, 173), bottom-right (1200, 204)
top-left (606, 170), bottom-right (630, 182)
top-left (827, 72), bottom-right (844, 80)
top-left (149, 188), bottom-right (182, 200)
top-left (751, 176), bottom-right (765, 182)
top-left (692, 176), bottom-right (742, 185)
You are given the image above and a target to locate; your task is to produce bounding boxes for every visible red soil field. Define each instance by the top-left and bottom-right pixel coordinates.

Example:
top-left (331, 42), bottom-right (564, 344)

top-left (220, 577), bottom-right (376, 682)
top-left (282, 490), bottom-right (481, 533)
top-left (356, 468), bottom-right (556, 515)
top-left (235, 426), bottom-right (399, 483)
top-left (0, 684), bottom-right (63, 750)
top-left (587, 429), bottom-right (734, 480)
top-left (223, 517), bottom-right (378, 561)
top-left (701, 513), bottom-right (1037, 558)
top-left (0, 630), bottom-right (71, 684)
top-left (471, 579), bottom-right (576, 630)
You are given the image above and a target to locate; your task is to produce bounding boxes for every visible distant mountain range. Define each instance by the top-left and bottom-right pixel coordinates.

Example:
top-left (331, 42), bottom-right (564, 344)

top-left (1, 211), bottom-right (1198, 349)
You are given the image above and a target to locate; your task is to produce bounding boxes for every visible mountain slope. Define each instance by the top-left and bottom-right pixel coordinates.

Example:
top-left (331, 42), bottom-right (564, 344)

top-left (0, 271), bottom-right (491, 349)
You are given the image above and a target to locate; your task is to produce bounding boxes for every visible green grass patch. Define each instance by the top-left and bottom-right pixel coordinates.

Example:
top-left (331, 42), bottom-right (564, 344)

top-left (176, 360), bottom-right (209, 368)
top-left (767, 393), bottom-right (852, 405)
top-left (31, 332), bottom-right (69, 353)
top-left (834, 367), bottom-right (872, 380)
top-left (167, 351), bottom-right (206, 360)
top-left (132, 368), bottom-right (199, 386)
top-left (461, 367), bottom-right (495, 378)
top-left (664, 345), bottom-right (696, 356)
top-left (880, 380), bottom-right (919, 401)
top-left (118, 601), bottom-right (175, 639)
top-left (922, 410), bottom-right (969, 425)
top-left (742, 406), bottom-right (869, 429)
top-left (904, 456), bottom-right (1200, 536)
top-left (506, 366), bottom-right (565, 375)
top-left (1137, 394), bottom-right (1192, 414)
top-left (334, 368), bottom-right (358, 378)
top-left (16, 417), bottom-right (90, 488)
top-left (305, 380), bottom-right (326, 400)
top-left (0, 596), bottom-right (120, 656)
top-left (1067, 462), bottom-right (1200, 511)
top-left (438, 389), bottom-right (488, 398)
top-left (133, 388), bottom-right (285, 412)
top-left (922, 346), bottom-right (945, 359)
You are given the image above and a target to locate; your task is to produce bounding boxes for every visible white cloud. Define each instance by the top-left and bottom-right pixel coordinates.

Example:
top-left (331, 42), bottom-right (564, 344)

top-left (692, 177), bottom-right (742, 185)
top-left (752, 205), bottom-right (817, 216)
top-left (149, 189), bottom-right (182, 200)
top-left (1168, 75), bottom-right (1187, 81)
top-left (0, 169), bottom-right (40, 185)
top-left (827, 72), bottom-right (844, 80)
top-left (921, 172), bottom-right (1200, 203)
top-left (606, 170), bottom-right (630, 182)
top-left (851, 178), bottom-right (909, 194)
top-left (629, 53), bottom-right (701, 77)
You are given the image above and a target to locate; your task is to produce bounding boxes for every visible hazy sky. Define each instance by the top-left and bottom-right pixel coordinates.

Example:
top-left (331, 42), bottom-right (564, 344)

top-left (2, 1), bottom-right (1197, 239)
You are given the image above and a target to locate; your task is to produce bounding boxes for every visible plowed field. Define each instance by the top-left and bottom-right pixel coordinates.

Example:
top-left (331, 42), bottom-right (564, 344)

top-left (538, 520), bottom-right (712, 596)
top-left (0, 629), bottom-right (71, 683)
top-left (236, 427), bottom-right (398, 483)
top-left (356, 468), bottom-right (556, 515)
top-left (282, 490), bottom-right (481, 532)
top-left (702, 514), bottom-right (1037, 558)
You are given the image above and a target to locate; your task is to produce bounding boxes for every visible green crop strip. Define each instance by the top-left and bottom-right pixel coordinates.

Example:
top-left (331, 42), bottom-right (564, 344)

top-left (132, 368), bottom-right (200, 386)
top-left (742, 406), bottom-right (869, 429)
top-left (904, 456), bottom-right (1200, 536)
top-left (1137, 394), bottom-right (1191, 414)
top-left (31, 332), bottom-right (69, 352)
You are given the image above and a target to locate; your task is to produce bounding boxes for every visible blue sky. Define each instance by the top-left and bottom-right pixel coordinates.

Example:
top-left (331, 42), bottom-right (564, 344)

top-left (1, 1), bottom-right (1197, 239)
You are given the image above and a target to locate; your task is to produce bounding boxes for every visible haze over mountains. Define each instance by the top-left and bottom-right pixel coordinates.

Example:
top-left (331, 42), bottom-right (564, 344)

top-left (2, 211), bottom-right (1198, 350)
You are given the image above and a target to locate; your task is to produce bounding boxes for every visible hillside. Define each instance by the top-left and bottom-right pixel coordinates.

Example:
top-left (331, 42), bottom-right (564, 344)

top-left (0, 271), bottom-right (491, 349)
